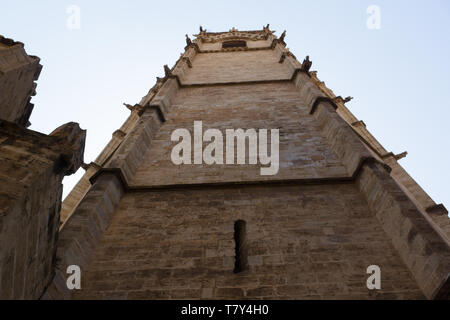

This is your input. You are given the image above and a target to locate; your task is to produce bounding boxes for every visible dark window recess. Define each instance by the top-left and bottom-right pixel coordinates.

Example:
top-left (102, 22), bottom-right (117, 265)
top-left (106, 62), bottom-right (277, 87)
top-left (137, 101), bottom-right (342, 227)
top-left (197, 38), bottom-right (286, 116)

top-left (222, 40), bottom-right (247, 49)
top-left (233, 220), bottom-right (249, 273)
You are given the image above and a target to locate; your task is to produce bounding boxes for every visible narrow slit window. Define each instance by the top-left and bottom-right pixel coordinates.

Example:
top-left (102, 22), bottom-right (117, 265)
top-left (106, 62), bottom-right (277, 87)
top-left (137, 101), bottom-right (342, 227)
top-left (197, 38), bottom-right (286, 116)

top-left (222, 40), bottom-right (247, 49)
top-left (233, 220), bottom-right (248, 273)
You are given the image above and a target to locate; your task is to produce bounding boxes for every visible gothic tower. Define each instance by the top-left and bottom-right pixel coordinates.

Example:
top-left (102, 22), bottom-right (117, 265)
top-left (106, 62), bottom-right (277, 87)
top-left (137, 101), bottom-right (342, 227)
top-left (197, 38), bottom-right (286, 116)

top-left (43, 27), bottom-right (449, 300)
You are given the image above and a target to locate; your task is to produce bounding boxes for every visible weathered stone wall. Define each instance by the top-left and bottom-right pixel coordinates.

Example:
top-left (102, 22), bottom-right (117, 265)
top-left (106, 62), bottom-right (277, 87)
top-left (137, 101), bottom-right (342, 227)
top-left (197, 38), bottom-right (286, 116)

top-left (0, 124), bottom-right (62, 299)
top-left (73, 183), bottom-right (424, 300)
top-left (198, 38), bottom-right (272, 51)
top-left (49, 29), bottom-right (449, 300)
top-left (132, 82), bottom-right (347, 187)
top-left (43, 107), bottom-right (163, 299)
top-left (181, 50), bottom-right (291, 84)
top-left (0, 35), bottom-right (88, 300)
top-left (0, 121), bottom-right (85, 299)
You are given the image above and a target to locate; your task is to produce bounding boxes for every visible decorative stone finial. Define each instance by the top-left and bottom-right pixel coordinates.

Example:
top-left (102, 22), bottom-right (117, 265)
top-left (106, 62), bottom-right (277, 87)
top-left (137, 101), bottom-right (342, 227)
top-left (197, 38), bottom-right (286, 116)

top-left (185, 34), bottom-right (192, 46)
top-left (279, 30), bottom-right (286, 42)
top-left (301, 55), bottom-right (312, 72)
top-left (164, 64), bottom-right (172, 77)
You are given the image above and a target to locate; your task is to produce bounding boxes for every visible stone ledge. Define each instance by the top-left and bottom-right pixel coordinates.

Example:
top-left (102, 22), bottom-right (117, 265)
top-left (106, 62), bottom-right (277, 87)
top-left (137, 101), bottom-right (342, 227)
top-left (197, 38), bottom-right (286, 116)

top-left (97, 156), bottom-right (387, 192)
top-left (180, 68), bottom-right (304, 88)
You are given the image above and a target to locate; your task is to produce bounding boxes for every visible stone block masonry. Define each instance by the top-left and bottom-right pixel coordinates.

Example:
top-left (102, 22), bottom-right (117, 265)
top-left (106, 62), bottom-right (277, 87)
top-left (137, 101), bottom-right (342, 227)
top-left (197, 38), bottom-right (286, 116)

top-left (0, 121), bottom-right (85, 299)
top-left (73, 183), bottom-right (425, 300)
top-left (0, 35), bottom-right (86, 299)
top-left (47, 27), bottom-right (449, 300)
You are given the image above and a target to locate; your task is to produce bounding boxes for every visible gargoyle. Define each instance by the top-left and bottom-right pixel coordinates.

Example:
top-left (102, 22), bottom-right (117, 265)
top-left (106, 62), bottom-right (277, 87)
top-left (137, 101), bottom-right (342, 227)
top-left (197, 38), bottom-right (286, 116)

top-left (164, 64), bottom-right (172, 77)
top-left (301, 55), bottom-right (312, 72)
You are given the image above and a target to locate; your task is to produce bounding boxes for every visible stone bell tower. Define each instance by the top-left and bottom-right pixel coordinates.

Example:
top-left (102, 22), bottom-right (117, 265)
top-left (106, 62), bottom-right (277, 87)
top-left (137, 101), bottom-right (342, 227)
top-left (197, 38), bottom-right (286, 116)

top-left (43, 26), bottom-right (449, 300)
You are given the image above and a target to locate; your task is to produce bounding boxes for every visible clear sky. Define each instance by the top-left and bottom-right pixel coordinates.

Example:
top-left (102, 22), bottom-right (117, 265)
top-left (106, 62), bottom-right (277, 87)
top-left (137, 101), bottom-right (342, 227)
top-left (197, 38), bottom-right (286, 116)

top-left (1, 0), bottom-right (449, 211)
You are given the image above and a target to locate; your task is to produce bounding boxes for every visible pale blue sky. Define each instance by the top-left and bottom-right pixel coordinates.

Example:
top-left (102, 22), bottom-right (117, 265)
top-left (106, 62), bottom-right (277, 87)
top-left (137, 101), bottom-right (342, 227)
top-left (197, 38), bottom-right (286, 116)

top-left (1, 0), bottom-right (449, 210)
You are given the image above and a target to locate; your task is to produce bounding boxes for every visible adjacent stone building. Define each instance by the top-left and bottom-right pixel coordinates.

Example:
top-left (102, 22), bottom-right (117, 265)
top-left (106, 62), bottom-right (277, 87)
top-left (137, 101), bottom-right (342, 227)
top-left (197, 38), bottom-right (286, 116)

top-left (0, 35), bottom-right (85, 299)
top-left (1, 27), bottom-right (449, 300)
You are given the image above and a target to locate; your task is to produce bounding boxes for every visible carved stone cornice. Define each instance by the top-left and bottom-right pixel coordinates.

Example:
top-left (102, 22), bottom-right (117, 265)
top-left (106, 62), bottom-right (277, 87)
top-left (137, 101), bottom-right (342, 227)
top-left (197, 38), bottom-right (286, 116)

top-left (199, 45), bottom-right (272, 54)
top-left (195, 29), bottom-right (271, 43)
top-left (94, 156), bottom-right (390, 191)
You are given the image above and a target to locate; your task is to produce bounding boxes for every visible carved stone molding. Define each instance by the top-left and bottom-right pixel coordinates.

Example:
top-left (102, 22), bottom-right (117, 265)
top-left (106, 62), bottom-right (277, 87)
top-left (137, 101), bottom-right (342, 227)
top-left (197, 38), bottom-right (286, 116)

top-left (195, 30), bottom-right (270, 43)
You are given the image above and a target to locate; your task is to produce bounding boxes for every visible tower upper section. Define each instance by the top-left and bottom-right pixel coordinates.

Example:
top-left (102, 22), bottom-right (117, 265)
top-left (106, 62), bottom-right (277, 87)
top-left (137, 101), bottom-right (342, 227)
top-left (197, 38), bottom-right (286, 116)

top-left (177, 27), bottom-right (298, 85)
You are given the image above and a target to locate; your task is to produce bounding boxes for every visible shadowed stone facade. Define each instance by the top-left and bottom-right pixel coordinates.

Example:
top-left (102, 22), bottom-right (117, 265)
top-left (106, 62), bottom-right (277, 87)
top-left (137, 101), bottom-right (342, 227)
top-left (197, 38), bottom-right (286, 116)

top-left (0, 36), bottom-right (85, 299)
